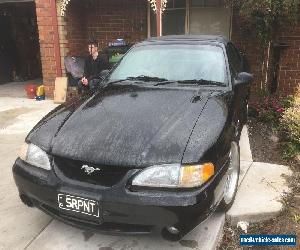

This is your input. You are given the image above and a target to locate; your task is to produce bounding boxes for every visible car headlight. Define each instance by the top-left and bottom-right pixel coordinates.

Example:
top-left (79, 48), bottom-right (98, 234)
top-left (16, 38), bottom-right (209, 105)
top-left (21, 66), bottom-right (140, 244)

top-left (132, 163), bottom-right (214, 188)
top-left (19, 143), bottom-right (51, 170)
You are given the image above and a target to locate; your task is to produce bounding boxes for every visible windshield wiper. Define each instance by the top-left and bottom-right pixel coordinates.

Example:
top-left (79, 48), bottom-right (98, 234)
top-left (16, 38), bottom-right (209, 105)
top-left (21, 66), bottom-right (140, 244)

top-left (105, 76), bottom-right (169, 86)
top-left (177, 79), bottom-right (224, 86)
top-left (105, 79), bottom-right (128, 85)
top-left (126, 75), bottom-right (168, 82)
top-left (154, 81), bottom-right (176, 86)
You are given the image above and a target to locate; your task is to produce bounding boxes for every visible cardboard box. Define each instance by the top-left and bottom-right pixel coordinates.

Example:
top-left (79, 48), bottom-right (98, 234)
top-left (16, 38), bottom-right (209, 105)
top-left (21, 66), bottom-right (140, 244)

top-left (54, 77), bottom-right (68, 104)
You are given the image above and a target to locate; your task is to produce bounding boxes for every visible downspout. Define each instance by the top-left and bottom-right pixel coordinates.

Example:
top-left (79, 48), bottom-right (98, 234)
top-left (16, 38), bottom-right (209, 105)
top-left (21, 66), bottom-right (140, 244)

top-left (50, 0), bottom-right (62, 77)
top-left (264, 42), bottom-right (271, 88)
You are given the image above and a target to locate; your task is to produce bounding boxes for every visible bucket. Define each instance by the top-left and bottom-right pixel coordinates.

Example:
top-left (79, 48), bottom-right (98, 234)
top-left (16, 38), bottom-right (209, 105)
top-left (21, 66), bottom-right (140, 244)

top-left (35, 85), bottom-right (45, 101)
top-left (25, 84), bottom-right (37, 99)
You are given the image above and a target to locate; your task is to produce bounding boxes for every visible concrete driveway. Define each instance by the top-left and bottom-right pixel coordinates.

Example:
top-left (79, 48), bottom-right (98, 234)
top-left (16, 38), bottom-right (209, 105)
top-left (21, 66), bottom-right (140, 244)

top-left (1, 82), bottom-right (287, 250)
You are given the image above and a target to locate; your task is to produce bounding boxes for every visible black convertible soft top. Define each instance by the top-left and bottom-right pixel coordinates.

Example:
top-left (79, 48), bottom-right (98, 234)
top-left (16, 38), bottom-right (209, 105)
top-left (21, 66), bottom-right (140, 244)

top-left (140, 35), bottom-right (229, 46)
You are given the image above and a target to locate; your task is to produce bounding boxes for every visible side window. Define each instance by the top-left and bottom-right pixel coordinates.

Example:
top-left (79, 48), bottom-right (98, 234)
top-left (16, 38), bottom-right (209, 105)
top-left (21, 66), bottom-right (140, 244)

top-left (226, 43), bottom-right (242, 75)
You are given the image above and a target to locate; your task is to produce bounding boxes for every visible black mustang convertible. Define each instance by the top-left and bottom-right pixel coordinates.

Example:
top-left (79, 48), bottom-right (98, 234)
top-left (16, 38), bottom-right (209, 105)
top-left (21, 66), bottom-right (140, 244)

top-left (13, 35), bottom-right (253, 240)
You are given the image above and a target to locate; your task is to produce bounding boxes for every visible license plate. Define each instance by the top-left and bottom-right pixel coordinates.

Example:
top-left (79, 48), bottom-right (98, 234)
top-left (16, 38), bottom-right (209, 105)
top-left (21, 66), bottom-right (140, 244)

top-left (58, 194), bottom-right (100, 218)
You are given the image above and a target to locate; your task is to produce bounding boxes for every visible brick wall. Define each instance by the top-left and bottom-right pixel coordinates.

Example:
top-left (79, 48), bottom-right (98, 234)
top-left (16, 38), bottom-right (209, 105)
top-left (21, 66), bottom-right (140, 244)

top-left (277, 26), bottom-right (300, 96)
top-left (65, 0), bottom-right (147, 56)
top-left (231, 11), bottom-right (269, 100)
top-left (36, 0), bottom-right (147, 98)
top-left (64, 0), bottom-right (87, 56)
top-left (36, 0), bottom-right (59, 98)
top-left (231, 10), bottom-right (300, 99)
top-left (57, 3), bottom-right (68, 76)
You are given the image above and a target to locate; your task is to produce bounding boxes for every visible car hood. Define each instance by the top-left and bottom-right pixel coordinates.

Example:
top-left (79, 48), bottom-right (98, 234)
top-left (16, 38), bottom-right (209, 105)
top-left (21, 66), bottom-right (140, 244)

top-left (27, 84), bottom-right (216, 168)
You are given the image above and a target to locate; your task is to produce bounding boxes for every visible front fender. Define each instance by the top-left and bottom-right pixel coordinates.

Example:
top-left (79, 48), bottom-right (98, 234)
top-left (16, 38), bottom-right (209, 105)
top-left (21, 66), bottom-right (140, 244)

top-left (181, 96), bottom-right (231, 169)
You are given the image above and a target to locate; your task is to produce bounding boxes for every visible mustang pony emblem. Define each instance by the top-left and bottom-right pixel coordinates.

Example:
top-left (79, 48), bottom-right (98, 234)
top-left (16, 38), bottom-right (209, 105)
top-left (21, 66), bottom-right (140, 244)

top-left (81, 165), bottom-right (101, 175)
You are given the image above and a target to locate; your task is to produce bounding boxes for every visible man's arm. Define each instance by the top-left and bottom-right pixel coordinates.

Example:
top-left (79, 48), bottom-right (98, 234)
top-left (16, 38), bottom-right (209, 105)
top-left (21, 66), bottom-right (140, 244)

top-left (83, 57), bottom-right (90, 79)
top-left (80, 57), bottom-right (89, 85)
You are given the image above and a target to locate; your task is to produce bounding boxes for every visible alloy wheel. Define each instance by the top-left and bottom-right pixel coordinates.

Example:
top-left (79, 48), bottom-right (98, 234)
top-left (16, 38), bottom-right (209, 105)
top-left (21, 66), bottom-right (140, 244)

top-left (223, 141), bottom-right (240, 205)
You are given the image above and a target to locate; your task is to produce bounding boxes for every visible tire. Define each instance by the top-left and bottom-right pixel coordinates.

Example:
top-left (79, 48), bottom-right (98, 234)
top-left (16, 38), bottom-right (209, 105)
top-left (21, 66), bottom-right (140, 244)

top-left (219, 141), bottom-right (240, 211)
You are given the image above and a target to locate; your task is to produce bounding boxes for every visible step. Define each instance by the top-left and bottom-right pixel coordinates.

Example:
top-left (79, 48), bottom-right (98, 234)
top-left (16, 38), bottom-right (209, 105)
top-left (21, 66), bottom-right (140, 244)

top-left (226, 162), bottom-right (292, 225)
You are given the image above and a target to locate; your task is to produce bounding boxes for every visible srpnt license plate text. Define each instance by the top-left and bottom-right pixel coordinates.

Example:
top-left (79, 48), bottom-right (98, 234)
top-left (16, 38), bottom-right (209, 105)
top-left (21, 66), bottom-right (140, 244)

top-left (58, 194), bottom-right (100, 218)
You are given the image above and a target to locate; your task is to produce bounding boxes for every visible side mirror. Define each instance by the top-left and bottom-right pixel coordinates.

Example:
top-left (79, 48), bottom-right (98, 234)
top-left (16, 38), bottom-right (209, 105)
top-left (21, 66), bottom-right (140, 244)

top-left (234, 72), bottom-right (253, 86)
top-left (99, 69), bottom-right (110, 80)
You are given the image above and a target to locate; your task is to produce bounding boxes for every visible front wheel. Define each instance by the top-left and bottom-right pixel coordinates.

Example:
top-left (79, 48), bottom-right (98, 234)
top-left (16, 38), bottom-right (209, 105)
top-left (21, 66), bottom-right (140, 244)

top-left (219, 141), bottom-right (240, 211)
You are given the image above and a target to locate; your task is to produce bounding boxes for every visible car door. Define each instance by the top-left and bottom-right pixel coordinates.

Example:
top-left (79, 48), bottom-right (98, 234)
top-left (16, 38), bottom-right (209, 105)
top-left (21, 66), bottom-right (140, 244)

top-left (226, 43), bottom-right (248, 137)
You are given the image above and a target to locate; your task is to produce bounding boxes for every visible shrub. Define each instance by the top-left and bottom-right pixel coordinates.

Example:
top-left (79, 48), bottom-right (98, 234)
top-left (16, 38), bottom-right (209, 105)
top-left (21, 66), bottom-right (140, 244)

top-left (281, 97), bottom-right (300, 143)
top-left (249, 94), bottom-right (291, 126)
top-left (280, 96), bottom-right (300, 160)
top-left (281, 141), bottom-right (300, 160)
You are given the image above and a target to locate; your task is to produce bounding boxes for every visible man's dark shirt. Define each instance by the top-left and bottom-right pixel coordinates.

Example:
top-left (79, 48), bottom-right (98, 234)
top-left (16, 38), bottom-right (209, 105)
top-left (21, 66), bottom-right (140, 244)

top-left (84, 54), bottom-right (109, 81)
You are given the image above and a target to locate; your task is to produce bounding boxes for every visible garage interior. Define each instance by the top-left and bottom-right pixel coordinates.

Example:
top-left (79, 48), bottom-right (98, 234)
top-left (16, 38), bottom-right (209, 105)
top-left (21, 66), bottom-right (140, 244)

top-left (0, 0), bottom-right (41, 84)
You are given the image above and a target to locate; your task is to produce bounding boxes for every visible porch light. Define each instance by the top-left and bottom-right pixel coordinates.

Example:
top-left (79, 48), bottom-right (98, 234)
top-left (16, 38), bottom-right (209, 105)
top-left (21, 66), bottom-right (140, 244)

top-left (60, 0), bottom-right (168, 16)
top-left (60, 0), bottom-right (71, 16)
top-left (148, 0), bottom-right (168, 13)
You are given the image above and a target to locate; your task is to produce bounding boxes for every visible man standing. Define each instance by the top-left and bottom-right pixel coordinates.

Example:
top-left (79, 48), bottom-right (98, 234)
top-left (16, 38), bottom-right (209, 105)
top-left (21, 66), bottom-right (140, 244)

top-left (79, 40), bottom-right (109, 94)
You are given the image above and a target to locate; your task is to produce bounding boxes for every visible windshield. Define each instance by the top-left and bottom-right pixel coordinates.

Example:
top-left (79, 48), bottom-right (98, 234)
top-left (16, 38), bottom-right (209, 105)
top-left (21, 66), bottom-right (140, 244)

top-left (107, 44), bottom-right (227, 85)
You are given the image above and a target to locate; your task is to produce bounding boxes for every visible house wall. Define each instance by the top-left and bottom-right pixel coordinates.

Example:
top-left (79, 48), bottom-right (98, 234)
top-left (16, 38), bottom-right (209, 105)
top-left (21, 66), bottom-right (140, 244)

top-left (232, 10), bottom-right (300, 99)
top-left (36, 0), bottom-right (147, 98)
top-left (277, 27), bottom-right (300, 96)
top-left (64, 0), bottom-right (147, 56)
top-left (35, 0), bottom-right (299, 98)
top-left (231, 12), bottom-right (265, 98)
top-left (35, 0), bottom-right (60, 98)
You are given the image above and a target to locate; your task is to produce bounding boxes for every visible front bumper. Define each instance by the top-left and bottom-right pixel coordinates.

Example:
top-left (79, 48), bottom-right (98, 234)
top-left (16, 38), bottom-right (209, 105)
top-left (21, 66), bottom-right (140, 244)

top-left (12, 158), bottom-right (227, 236)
